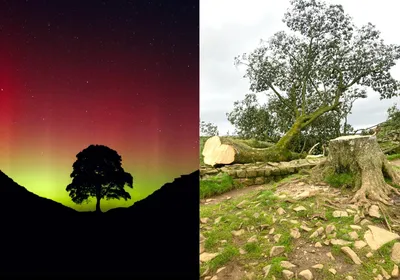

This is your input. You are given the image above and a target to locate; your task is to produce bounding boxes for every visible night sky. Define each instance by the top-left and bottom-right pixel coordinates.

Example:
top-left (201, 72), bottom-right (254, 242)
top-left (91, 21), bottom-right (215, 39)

top-left (0, 0), bottom-right (199, 211)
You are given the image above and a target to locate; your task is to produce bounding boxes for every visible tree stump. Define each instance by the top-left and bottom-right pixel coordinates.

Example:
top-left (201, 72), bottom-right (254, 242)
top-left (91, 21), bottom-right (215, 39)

top-left (317, 135), bottom-right (400, 206)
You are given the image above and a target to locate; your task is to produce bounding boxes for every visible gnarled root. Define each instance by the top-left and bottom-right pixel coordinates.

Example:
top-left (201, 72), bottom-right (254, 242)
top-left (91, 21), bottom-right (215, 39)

top-left (350, 166), bottom-right (400, 207)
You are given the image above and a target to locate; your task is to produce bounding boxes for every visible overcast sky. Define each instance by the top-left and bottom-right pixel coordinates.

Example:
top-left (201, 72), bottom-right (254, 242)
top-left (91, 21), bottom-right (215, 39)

top-left (200, 0), bottom-right (400, 135)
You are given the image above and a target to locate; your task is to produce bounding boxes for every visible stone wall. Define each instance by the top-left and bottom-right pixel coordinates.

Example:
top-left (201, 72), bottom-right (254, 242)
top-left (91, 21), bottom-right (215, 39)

top-left (200, 158), bottom-right (325, 187)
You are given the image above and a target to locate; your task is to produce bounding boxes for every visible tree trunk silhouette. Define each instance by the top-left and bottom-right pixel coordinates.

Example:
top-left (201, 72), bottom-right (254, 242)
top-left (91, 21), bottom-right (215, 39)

top-left (95, 186), bottom-right (102, 213)
top-left (96, 197), bottom-right (101, 213)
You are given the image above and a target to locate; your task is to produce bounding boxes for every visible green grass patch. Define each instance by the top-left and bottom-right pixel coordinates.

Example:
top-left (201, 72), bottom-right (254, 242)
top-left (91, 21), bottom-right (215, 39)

top-left (208, 245), bottom-right (240, 272)
top-left (200, 173), bottom-right (235, 199)
top-left (387, 153), bottom-right (400, 161)
top-left (325, 172), bottom-right (354, 188)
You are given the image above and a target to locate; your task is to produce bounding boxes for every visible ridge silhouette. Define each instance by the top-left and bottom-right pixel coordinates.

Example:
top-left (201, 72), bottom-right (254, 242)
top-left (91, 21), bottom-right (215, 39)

top-left (0, 170), bottom-right (199, 278)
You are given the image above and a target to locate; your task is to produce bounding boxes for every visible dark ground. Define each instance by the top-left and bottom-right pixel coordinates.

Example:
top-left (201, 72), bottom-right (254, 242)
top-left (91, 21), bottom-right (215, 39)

top-left (0, 170), bottom-right (199, 278)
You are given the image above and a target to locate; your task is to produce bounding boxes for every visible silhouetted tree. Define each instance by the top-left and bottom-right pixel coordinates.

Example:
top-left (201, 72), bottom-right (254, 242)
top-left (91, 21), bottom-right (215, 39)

top-left (66, 144), bottom-right (133, 213)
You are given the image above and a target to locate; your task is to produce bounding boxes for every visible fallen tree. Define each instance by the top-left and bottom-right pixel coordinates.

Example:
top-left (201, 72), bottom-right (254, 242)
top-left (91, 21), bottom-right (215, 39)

top-left (312, 135), bottom-right (400, 208)
top-left (202, 136), bottom-right (303, 166)
top-left (234, 0), bottom-right (400, 162)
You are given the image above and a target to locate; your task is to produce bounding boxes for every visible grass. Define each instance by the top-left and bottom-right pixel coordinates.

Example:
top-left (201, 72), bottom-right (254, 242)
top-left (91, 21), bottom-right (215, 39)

top-left (200, 173), bottom-right (236, 199)
top-left (200, 160), bottom-right (400, 279)
top-left (387, 153), bottom-right (400, 161)
top-left (324, 172), bottom-right (354, 188)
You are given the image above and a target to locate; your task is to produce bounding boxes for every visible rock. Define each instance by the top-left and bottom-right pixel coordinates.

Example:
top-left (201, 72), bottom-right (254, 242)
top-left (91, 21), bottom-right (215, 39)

top-left (391, 242), bottom-right (400, 263)
top-left (346, 208), bottom-right (357, 214)
top-left (210, 276), bottom-right (218, 280)
top-left (315, 242), bottom-right (322, 248)
top-left (200, 218), bottom-right (209, 224)
top-left (324, 240), bottom-right (330, 246)
top-left (360, 219), bottom-right (372, 226)
top-left (263, 265), bottom-right (271, 277)
top-left (325, 224), bottom-right (336, 234)
top-left (277, 207), bottom-right (286, 215)
top-left (366, 252), bottom-right (373, 258)
top-left (200, 252), bottom-right (219, 262)
top-left (350, 225), bottom-right (362, 230)
top-left (326, 252), bottom-right (335, 260)
top-left (200, 243), bottom-right (205, 254)
top-left (295, 190), bottom-right (312, 199)
top-left (236, 200), bottom-right (248, 209)
top-left (341, 246), bottom-right (362, 264)
top-left (354, 214), bottom-right (361, 224)
top-left (239, 248), bottom-right (247, 255)
top-left (329, 268), bottom-right (337, 275)
top-left (280, 261), bottom-right (296, 269)
top-left (216, 267), bottom-right (226, 274)
top-left (375, 274), bottom-right (383, 280)
top-left (392, 264), bottom-right (399, 277)
top-left (200, 233), bottom-right (206, 242)
top-left (294, 206), bottom-right (307, 212)
top-left (364, 225), bottom-right (400, 250)
top-left (269, 228), bottom-right (275, 234)
top-left (333, 210), bottom-right (348, 217)
top-left (378, 265), bottom-right (391, 279)
top-left (274, 234), bottom-right (282, 243)
top-left (312, 264), bottom-right (323, 269)
top-left (290, 220), bottom-right (299, 224)
top-left (368, 205), bottom-right (381, 218)
top-left (247, 235), bottom-right (257, 243)
top-left (354, 240), bottom-right (367, 250)
top-left (270, 246), bottom-right (285, 257)
top-left (299, 269), bottom-right (313, 280)
top-left (204, 276), bottom-right (212, 280)
top-left (290, 228), bottom-right (301, 239)
top-left (346, 276), bottom-right (354, 280)
top-left (348, 231), bottom-right (359, 240)
top-left (310, 227), bottom-right (324, 238)
top-left (232, 229), bottom-right (245, 236)
top-left (300, 225), bottom-right (313, 232)
top-left (214, 216), bottom-right (222, 224)
top-left (282, 270), bottom-right (294, 279)
top-left (330, 239), bottom-right (352, 246)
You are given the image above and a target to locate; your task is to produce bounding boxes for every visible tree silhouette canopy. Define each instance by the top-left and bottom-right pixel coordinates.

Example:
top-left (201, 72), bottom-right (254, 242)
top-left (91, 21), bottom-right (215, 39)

top-left (66, 144), bottom-right (133, 213)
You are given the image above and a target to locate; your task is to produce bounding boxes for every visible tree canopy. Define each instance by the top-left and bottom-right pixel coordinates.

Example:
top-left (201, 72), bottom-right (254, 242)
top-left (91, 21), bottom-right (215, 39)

top-left (200, 120), bottom-right (219, 137)
top-left (66, 144), bottom-right (133, 213)
top-left (234, 0), bottom-right (400, 152)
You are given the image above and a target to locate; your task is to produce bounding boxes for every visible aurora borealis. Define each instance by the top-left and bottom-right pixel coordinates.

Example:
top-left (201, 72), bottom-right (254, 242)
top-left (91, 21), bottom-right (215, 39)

top-left (0, 1), bottom-right (199, 211)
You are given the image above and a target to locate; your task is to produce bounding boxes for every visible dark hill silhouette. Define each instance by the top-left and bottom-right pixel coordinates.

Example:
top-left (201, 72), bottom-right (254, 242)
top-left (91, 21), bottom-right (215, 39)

top-left (0, 170), bottom-right (199, 278)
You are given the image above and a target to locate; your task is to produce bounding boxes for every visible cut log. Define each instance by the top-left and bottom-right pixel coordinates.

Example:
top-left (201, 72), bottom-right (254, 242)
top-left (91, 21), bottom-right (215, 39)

top-left (313, 135), bottom-right (400, 207)
top-left (202, 136), bottom-right (302, 166)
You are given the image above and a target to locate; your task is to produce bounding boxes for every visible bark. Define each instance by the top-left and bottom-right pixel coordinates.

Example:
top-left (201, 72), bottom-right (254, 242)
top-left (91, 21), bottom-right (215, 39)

top-left (202, 136), bottom-right (302, 166)
top-left (313, 135), bottom-right (400, 207)
top-left (275, 103), bottom-right (341, 151)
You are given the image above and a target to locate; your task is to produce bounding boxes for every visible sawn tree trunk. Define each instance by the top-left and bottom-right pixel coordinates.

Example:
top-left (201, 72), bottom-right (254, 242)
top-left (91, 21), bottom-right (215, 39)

top-left (202, 136), bottom-right (302, 166)
top-left (313, 135), bottom-right (400, 206)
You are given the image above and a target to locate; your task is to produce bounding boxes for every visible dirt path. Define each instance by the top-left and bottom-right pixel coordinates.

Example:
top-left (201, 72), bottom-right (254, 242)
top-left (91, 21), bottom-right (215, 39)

top-left (200, 184), bottom-right (271, 206)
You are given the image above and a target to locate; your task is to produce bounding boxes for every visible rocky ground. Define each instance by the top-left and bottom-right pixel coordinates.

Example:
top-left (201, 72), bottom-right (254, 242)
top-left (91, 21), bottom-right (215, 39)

top-left (200, 160), bottom-right (400, 280)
